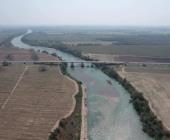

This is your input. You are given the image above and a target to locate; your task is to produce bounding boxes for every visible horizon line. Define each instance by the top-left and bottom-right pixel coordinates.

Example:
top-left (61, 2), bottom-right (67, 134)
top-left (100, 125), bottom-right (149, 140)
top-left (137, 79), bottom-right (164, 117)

top-left (1, 24), bottom-right (170, 28)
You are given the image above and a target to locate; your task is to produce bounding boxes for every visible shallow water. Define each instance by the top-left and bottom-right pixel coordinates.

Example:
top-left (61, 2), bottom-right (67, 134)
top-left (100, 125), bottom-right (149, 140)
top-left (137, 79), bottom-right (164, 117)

top-left (11, 32), bottom-right (153, 140)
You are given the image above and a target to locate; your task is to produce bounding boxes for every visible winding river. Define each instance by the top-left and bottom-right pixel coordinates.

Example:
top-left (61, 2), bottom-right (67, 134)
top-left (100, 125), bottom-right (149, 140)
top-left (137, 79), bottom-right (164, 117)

top-left (11, 31), bottom-right (153, 140)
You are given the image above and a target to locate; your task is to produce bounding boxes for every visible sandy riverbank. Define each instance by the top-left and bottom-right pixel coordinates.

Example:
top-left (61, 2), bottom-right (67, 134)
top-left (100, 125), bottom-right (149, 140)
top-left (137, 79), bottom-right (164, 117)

top-left (81, 85), bottom-right (88, 140)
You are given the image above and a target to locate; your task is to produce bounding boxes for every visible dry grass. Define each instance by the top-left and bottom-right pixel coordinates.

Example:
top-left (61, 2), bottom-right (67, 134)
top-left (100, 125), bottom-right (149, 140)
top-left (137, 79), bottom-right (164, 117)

top-left (84, 53), bottom-right (170, 63)
top-left (84, 53), bottom-right (115, 61)
top-left (117, 67), bottom-right (170, 131)
top-left (0, 64), bottom-right (76, 140)
top-left (0, 47), bottom-right (57, 61)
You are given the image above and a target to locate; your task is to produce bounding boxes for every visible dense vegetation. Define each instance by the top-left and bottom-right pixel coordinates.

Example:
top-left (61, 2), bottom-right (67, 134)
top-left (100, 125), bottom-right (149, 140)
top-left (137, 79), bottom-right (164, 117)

top-left (49, 63), bottom-right (82, 140)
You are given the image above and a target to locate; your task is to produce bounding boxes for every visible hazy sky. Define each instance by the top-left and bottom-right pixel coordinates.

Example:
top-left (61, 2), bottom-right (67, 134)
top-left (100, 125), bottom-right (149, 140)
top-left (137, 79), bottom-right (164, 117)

top-left (0, 0), bottom-right (170, 26)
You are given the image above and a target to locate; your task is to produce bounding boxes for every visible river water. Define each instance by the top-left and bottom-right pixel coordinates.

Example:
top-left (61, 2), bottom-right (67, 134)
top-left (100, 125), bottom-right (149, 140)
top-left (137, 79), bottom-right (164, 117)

top-left (11, 32), bottom-right (153, 140)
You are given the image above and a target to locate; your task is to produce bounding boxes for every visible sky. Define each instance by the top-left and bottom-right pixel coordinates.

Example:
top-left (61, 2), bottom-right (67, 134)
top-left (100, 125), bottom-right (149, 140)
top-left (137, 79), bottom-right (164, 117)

top-left (0, 0), bottom-right (170, 26)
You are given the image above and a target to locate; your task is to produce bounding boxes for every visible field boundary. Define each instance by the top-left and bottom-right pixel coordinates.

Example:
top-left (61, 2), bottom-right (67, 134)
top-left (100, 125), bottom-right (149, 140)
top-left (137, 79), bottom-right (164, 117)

top-left (51, 68), bottom-right (79, 131)
top-left (80, 85), bottom-right (88, 140)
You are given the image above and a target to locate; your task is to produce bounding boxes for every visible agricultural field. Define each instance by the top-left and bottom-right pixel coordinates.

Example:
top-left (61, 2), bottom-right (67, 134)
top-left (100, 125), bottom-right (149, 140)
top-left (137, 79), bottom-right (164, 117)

top-left (0, 46), bottom-right (57, 61)
top-left (117, 65), bottom-right (170, 132)
top-left (83, 53), bottom-right (170, 63)
top-left (0, 28), bottom-right (58, 61)
top-left (22, 27), bottom-right (170, 57)
top-left (0, 64), bottom-right (77, 140)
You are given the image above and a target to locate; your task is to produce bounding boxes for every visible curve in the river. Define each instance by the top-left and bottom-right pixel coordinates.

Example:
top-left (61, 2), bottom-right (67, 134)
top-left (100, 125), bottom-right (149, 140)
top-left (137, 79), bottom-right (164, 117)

top-left (11, 31), bottom-right (153, 140)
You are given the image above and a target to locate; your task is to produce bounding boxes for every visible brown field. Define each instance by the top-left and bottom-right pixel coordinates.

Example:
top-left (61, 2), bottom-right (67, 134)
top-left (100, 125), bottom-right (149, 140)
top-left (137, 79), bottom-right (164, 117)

top-left (84, 53), bottom-right (170, 63)
top-left (117, 66), bottom-right (170, 131)
top-left (0, 47), bottom-right (57, 61)
top-left (0, 64), bottom-right (76, 140)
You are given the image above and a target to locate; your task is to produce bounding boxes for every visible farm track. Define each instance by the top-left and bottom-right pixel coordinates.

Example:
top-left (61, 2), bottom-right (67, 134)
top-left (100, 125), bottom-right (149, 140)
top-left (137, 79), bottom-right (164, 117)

top-left (1, 66), bottom-right (28, 110)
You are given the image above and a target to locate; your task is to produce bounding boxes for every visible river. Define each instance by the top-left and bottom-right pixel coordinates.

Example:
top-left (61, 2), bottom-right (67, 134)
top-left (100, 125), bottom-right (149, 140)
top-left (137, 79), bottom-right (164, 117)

top-left (11, 31), bottom-right (153, 140)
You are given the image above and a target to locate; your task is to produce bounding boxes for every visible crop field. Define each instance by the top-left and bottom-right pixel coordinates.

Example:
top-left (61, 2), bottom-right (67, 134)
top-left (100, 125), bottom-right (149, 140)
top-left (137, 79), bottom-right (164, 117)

top-left (117, 66), bottom-right (170, 131)
top-left (0, 64), bottom-right (76, 140)
top-left (84, 53), bottom-right (170, 63)
top-left (0, 47), bottom-right (57, 61)
top-left (22, 27), bottom-right (170, 57)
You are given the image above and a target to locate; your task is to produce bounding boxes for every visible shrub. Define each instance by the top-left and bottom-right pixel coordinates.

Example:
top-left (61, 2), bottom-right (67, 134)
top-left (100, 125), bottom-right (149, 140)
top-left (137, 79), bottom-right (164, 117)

top-left (39, 65), bottom-right (48, 72)
top-left (2, 61), bottom-right (10, 66)
top-left (5, 54), bottom-right (13, 61)
top-left (42, 50), bottom-right (49, 54)
top-left (51, 53), bottom-right (57, 57)
top-left (30, 49), bottom-right (39, 61)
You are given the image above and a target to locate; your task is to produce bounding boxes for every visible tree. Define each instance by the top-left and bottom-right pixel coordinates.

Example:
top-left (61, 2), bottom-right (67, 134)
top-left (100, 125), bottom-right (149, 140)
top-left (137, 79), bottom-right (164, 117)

top-left (71, 62), bottom-right (75, 69)
top-left (6, 54), bottom-right (13, 61)
top-left (2, 61), bottom-right (10, 66)
top-left (39, 65), bottom-right (48, 72)
top-left (42, 50), bottom-right (48, 54)
top-left (51, 53), bottom-right (57, 57)
top-left (30, 49), bottom-right (39, 61)
top-left (80, 62), bottom-right (84, 68)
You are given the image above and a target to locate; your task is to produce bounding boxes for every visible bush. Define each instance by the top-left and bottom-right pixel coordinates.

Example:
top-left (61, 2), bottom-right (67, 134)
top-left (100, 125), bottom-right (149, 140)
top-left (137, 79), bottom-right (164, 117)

top-left (0, 66), bottom-right (3, 71)
top-left (5, 54), bottom-right (13, 61)
top-left (42, 50), bottom-right (49, 54)
top-left (39, 65), bottom-right (48, 72)
top-left (2, 61), bottom-right (10, 66)
top-left (30, 49), bottom-right (39, 61)
top-left (60, 63), bottom-right (67, 75)
top-left (51, 53), bottom-right (57, 57)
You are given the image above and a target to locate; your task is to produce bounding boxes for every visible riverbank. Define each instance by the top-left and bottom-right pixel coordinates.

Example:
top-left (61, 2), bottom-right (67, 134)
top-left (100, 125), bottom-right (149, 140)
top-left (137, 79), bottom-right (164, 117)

top-left (49, 63), bottom-right (84, 140)
top-left (81, 85), bottom-right (88, 140)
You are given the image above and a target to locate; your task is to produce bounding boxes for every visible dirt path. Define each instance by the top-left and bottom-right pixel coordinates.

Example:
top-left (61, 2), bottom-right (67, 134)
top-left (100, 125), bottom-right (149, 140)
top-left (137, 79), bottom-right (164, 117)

top-left (0, 65), bottom-right (28, 110)
top-left (81, 85), bottom-right (88, 140)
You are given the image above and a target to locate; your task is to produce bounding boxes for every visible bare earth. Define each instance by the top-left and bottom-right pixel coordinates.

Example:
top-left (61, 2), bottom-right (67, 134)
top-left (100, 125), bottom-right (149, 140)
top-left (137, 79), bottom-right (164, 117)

top-left (81, 86), bottom-right (88, 140)
top-left (117, 67), bottom-right (170, 131)
top-left (84, 53), bottom-right (170, 63)
top-left (0, 47), bottom-right (57, 61)
top-left (0, 64), bottom-right (76, 140)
